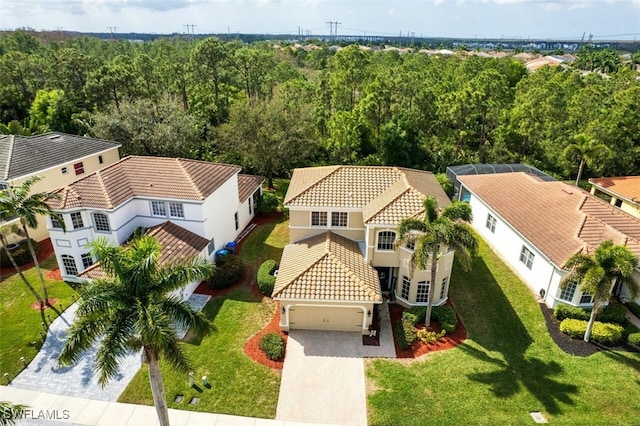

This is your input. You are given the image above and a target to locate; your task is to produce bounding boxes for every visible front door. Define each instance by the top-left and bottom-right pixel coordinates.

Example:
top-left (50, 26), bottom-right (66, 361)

top-left (375, 267), bottom-right (391, 292)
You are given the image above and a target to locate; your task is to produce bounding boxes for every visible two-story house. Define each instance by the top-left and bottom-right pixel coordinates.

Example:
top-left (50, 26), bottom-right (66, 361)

top-left (273, 166), bottom-right (452, 334)
top-left (46, 156), bottom-right (263, 292)
top-left (0, 132), bottom-right (121, 241)
top-left (458, 172), bottom-right (640, 309)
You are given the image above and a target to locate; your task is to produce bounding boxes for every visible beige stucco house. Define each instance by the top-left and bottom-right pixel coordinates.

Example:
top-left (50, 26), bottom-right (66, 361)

top-left (0, 133), bottom-right (121, 241)
top-left (589, 176), bottom-right (640, 219)
top-left (273, 166), bottom-right (453, 334)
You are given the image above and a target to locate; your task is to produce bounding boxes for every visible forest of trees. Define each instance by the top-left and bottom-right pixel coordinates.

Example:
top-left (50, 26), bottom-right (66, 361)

top-left (1, 31), bottom-right (639, 184)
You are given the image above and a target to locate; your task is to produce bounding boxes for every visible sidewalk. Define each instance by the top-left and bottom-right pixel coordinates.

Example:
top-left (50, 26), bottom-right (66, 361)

top-left (0, 386), bottom-right (334, 426)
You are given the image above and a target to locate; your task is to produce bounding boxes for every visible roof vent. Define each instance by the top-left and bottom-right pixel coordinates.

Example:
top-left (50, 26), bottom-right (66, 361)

top-left (48, 134), bottom-right (61, 140)
top-left (561, 187), bottom-right (573, 195)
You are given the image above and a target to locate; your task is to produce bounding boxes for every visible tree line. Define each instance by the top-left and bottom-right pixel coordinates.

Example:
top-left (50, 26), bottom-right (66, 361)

top-left (1, 31), bottom-right (639, 185)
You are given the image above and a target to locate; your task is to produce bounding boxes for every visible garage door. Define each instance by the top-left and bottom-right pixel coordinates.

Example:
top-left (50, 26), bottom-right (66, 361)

top-left (289, 306), bottom-right (364, 332)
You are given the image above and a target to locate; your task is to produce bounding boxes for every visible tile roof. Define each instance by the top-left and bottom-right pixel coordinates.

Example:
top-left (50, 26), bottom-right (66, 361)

top-left (237, 174), bottom-right (264, 202)
top-left (589, 176), bottom-right (640, 205)
top-left (273, 231), bottom-right (382, 303)
top-left (459, 172), bottom-right (640, 266)
top-left (49, 156), bottom-right (243, 210)
top-left (285, 166), bottom-right (450, 225)
top-left (78, 221), bottom-right (209, 280)
top-left (0, 133), bottom-right (121, 180)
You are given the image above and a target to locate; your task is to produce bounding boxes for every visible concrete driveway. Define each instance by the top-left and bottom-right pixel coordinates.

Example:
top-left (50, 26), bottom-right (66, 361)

top-left (276, 331), bottom-right (367, 426)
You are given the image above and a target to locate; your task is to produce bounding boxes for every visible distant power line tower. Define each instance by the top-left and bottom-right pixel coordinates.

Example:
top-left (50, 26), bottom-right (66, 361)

top-left (183, 24), bottom-right (197, 40)
top-left (326, 21), bottom-right (341, 39)
top-left (107, 26), bottom-right (118, 39)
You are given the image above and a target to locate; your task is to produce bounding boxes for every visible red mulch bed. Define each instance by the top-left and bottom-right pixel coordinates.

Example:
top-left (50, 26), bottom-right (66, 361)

top-left (29, 297), bottom-right (59, 311)
top-left (243, 302), bottom-right (287, 370)
top-left (389, 302), bottom-right (467, 359)
top-left (45, 268), bottom-right (62, 281)
top-left (0, 238), bottom-right (55, 277)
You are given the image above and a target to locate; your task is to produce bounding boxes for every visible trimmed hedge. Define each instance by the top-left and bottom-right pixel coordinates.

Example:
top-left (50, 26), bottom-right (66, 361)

top-left (432, 305), bottom-right (458, 334)
top-left (559, 318), bottom-right (624, 345)
top-left (402, 306), bottom-right (426, 326)
top-left (0, 238), bottom-right (39, 267)
top-left (628, 333), bottom-right (640, 346)
top-left (395, 318), bottom-right (417, 350)
top-left (208, 254), bottom-right (244, 289)
top-left (417, 328), bottom-right (446, 344)
top-left (626, 301), bottom-right (640, 318)
top-left (257, 260), bottom-right (277, 295)
top-left (554, 302), bottom-right (628, 325)
top-left (259, 332), bottom-right (284, 360)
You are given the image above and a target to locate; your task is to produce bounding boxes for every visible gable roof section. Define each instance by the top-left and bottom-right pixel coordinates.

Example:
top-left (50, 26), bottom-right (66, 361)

top-left (49, 156), bottom-right (242, 210)
top-left (589, 176), bottom-right (640, 205)
top-left (79, 221), bottom-right (209, 280)
top-left (285, 166), bottom-right (450, 225)
top-left (0, 133), bottom-right (121, 180)
top-left (273, 231), bottom-right (382, 303)
top-left (459, 172), bottom-right (640, 266)
top-left (237, 174), bottom-right (264, 202)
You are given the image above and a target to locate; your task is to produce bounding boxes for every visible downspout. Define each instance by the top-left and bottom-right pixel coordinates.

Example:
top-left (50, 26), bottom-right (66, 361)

top-left (543, 267), bottom-right (555, 306)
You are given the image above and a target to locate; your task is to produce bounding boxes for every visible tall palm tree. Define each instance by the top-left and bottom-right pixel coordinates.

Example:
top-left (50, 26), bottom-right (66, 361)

top-left (397, 196), bottom-right (478, 325)
top-left (58, 236), bottom-right (212, 426)
top-left (562, 133), bottom-right (609, 187)
top-left (0, 222), bottom-right (44, 306)
top-left (0, 176), bottom-right (64, 307)
top-left (561, 240), bottom-right (639, 343)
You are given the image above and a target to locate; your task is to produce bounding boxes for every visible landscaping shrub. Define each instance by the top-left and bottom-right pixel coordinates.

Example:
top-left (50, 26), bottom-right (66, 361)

top-left (626, 301), bottom-right (640, 318)
top-left (417, 328), bottom-right (446, 344)
top-left (622, 319), bottom-right (640, 339)
top-left (628, 333), bottom-right (640, 346)
top-left (559, 318), bottom-right (624, 345)
top-left (256, 192), bottom-right (279, 215)
top-left (597, 302), bottom-right (628, 325)
top-left (554, 304), bottom-right (589, 321)
top-left (208, 254), bottom-right (244, 289)
top-left (395, 318), bottom-right (417, 350)
top-left (257, 260), bottom-right (277, 295)
top-left (432, 305), bottom-right (458, 334)
top-left (0, 238), bottom-right (39, 267)
top-left (402, 306), bottom-right (427, 326)
top-left (259, 332), bottom-right (284, 360)
top-left (554, 302), bottom-right (627, 325)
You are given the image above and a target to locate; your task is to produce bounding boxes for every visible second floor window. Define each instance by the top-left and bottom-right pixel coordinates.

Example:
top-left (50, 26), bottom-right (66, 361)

top-left (234, 212), bottom-right (239, 230)
top-left (169, 202), bottom-right (184, 218)
top-left (50, 215), bottom-right (63, 229)
top-left (331, 212), bottom-right (348, 227)
top-left (151, 201), bottom-right (166, 216)
top-left (311, 211), bottom-right (327, 227)
top-left (93, 213), bottom-right (110, 232)
top-left (377, 231), bottom-right (396, 251)
top-left (70, 212), bottom-right (84, 229)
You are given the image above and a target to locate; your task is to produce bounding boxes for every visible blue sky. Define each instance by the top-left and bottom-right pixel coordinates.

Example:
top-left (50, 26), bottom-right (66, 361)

top-left (1, 0), bottom-right (638, 40)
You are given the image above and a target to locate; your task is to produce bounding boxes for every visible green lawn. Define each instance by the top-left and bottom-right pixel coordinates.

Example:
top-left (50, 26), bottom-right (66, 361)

top-left (0, 256), bottom-right (77, 380)
top-left (367, 236), bottom-right (640, 425)
top-left (118, 217), bottom-right (289, 418)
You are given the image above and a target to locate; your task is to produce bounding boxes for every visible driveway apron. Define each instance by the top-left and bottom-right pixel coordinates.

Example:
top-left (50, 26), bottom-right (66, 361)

top-left (276, 330), bottom-right (367, 426)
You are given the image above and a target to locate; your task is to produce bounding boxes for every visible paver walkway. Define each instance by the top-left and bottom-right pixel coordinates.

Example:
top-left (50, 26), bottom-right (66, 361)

top-left (9, 303), bottom-right (141, 401)
top-left (276, 301), bottom-right (396, 426)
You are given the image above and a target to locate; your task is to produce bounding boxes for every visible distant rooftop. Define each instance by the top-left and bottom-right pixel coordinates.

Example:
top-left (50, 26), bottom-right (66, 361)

top-left (0, 133), bottom-right (121, 180)
top-left (589, 176), bottom-right (640, 205)
top-left (446, 163), bottom-right (555, 197)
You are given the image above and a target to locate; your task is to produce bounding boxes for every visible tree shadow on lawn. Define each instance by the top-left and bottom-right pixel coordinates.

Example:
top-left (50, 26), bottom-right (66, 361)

top-left (452, 255), bottom-right (577, 415)
top-left (600, 350), bottom-right (640, 375)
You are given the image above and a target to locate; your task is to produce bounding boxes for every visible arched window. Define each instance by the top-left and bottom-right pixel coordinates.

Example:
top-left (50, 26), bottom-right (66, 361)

top-left (93, 213), bottom-right (110, 232)
top-left (377, 231), bottom-right (396, 251)
top-left (61, 255), bottom-right (78, 276)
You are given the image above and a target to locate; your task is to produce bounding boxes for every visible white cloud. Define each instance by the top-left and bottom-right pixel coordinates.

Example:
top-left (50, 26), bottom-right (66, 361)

top-left (388, 7), bottom-right (396, 14)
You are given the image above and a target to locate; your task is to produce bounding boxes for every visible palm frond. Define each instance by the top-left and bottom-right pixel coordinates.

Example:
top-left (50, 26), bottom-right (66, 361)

top-left (161, 297), bottom-right (212, 339)
top-left (94, 313), bottom-right (137, 387)
top-left (423, 196), bottom-right (439, 224)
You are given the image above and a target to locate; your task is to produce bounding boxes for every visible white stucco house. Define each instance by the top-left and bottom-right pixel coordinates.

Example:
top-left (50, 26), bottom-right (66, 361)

top-left (458, 172), bottom-right (640, 308)
top-left (273, 165), bottom-right (454, 334)
top-left (589, 176), bottom-right (640, 219)
top-left (46, 156), bottom-right (263, 298)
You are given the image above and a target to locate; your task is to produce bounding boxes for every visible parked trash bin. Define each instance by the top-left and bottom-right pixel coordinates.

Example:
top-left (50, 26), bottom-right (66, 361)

top-left (224, 241), bottom-right (237, 254)
top-left (214, 249), bottom-right (229, 261)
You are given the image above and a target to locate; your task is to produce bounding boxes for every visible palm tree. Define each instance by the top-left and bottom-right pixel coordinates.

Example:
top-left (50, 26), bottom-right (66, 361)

top-left (0, 222), bottom-right (44, 306)
top-left (563, 133), bottom-right (609, 187)
top-left (58, 236), bottom-right (212, 426)
top-left (561, 240), bottom-right (639, 343)
top-left (397, 196), bottom-right (478, 325)
top-left (0, 176), bottom-right (64, 307)
top-left (0, 401), bottom-right (27, 425)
